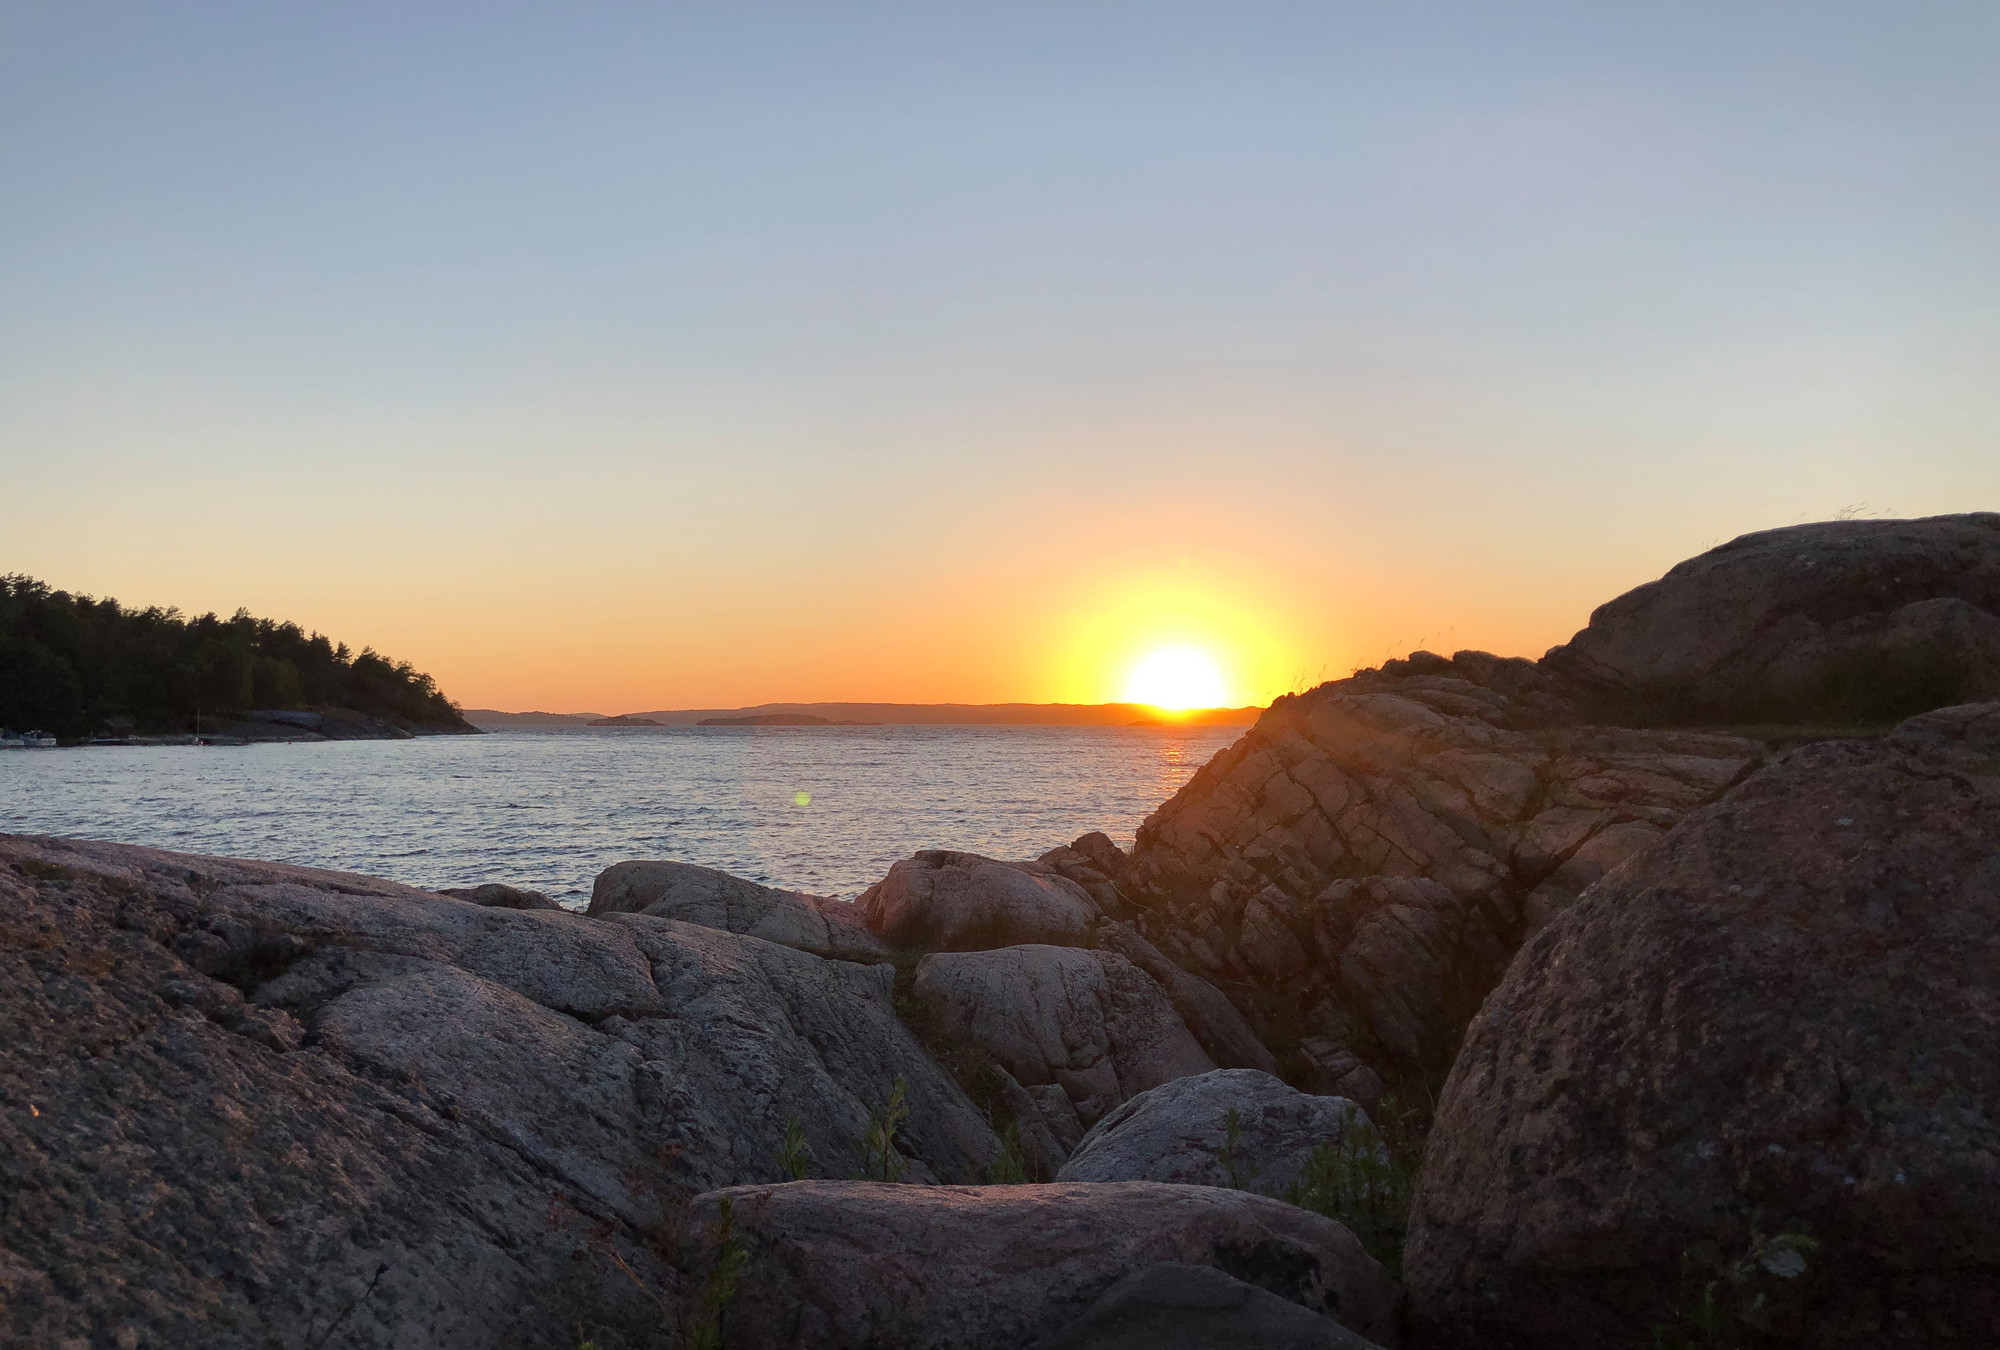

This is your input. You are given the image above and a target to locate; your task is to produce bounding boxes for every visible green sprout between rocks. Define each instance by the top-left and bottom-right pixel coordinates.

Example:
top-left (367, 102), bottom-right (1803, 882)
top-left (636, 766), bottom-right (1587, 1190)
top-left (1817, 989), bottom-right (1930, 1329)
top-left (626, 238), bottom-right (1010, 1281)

top-left (1650, 1226), bottom-right (1820, 1349)
top-left (775, 1117), bottom-right (810, 1181)
top-left (1218, 1106), bottom-right (1262, 1192)
top-left (1281, 1097), bottom-right (1420, 1281)
top-left (686, 1196), bottom-right (749, 1350)
top-left (859, 1077), bottom-right (911, 1183)
top-left (986, 1122), bottom-right (1029, 1184)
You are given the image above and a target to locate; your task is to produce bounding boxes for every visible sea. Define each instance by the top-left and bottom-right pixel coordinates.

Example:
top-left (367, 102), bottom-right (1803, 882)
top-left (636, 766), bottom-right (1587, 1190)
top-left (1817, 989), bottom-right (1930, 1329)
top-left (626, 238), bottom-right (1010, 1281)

top-left (0, 723), bottom-right (1244, 908)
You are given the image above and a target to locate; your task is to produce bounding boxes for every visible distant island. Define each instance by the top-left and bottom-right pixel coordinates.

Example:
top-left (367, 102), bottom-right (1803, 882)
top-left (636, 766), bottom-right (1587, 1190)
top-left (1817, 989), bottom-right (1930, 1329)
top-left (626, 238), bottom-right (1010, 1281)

top-left (586, 715), bottom-right (663, 726)
top-left (0, 574), bottom-right (479, 743)
top-left (467, 701), bottom-right (1263, 728)
top-left (697, 713), bottom-right (877, 726)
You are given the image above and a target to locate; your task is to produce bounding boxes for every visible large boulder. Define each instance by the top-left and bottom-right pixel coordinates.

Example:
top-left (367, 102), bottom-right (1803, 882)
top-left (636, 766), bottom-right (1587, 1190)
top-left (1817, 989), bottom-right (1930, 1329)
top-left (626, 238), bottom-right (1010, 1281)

top-left (912, 944), bottom-right (1214, 1146)
top-left (589, 858), bottom-right (888, 962)
top-left (1403, 703), bottom-right (2000, 1348)
top-left (1027, 1262), bottom-right (1386, 1350)
top-left (0, 834), bottom-right (996, 1349)
top-left (1125, 653), bottom-right (1760, 1095)
top-left (857, 849), bottom-right (1104, 950)
top-left (677, 1180), bottom-right (1402, 1349)
top-left (1542, 513), bottom-right (2000, 723)
top-left (1058, 1068), bottom-right (1371, 1198)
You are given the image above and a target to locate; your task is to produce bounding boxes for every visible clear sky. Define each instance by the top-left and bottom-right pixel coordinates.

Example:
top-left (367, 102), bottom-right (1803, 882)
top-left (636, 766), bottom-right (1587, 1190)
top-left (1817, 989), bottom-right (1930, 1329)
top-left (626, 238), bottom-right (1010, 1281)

top-left (4, 3), bottom-right (1996, 712)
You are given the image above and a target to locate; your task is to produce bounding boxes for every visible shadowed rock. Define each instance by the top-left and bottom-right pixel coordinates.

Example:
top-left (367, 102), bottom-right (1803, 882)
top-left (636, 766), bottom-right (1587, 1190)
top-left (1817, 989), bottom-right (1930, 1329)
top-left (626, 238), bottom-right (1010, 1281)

top-left (1058, 1068), bottom-right (1373, 1198)
top-left (678, 1180), bottom-right (1402, 1349)
top-left (1542, 512), bottom-right (2000, 723)
top-left (1404, 702), bottom-right (2000, 1348)
top-left (589, 858), bottom-right (888, 961)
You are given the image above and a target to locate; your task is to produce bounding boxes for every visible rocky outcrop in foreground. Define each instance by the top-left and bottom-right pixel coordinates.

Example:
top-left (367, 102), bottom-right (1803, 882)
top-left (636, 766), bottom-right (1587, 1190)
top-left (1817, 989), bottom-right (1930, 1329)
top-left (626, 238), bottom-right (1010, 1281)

top-left (0, 836), bottom-right (996, 1348)
top-left (1404, 702), bottom-right (2000, 1347)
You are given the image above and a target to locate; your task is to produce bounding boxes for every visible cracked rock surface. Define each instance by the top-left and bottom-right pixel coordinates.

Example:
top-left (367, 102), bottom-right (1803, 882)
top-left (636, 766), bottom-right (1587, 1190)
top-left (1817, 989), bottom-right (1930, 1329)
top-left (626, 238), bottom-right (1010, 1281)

top-left (1122, 651), bottom-right (1761, 1096)
top-left (0, 834), bottom-right (995, 1349)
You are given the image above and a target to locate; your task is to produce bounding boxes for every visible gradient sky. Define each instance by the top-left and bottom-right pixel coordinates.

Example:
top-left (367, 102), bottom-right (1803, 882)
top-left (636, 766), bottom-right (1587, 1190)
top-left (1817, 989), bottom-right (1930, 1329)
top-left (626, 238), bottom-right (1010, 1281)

top-left (4, 3), bottom-right (1996, 712)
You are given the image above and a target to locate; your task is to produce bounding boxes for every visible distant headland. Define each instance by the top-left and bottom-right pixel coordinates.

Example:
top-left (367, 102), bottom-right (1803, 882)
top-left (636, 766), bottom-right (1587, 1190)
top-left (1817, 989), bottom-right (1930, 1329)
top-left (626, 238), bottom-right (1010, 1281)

top-left (0, 574), bottom-right (479, 743)
top-left (467, 701), bottom-right (1263, 728)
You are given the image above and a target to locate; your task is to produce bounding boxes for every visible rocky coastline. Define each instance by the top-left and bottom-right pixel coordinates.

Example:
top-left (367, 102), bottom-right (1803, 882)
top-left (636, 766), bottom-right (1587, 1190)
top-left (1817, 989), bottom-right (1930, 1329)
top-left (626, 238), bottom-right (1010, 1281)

top-left (4, 513), bottom-right (1999, 1348)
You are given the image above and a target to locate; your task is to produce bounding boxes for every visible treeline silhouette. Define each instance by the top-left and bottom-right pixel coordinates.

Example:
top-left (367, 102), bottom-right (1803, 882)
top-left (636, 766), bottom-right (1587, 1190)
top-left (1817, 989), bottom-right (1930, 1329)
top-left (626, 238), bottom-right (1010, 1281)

top-left (0, 574), bottom-right (471, 738)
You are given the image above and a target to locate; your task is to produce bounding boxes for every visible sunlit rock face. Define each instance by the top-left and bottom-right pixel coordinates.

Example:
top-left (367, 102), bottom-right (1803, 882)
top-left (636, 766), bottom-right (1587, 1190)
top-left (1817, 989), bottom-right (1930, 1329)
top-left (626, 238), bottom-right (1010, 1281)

top-left (1404, 703), bottom-right (2000, 1349)
top-left (1542, 511), bottom-right (2000, 724)
top-left (857, 849), bottom-right (1105, 951)
top-left (1122, 651), bottom-right (1763, 1098)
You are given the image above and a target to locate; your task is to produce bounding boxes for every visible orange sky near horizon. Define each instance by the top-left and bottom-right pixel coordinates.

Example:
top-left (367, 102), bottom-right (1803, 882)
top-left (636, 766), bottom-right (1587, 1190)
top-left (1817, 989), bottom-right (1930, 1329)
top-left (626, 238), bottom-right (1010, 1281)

top-left (16, 480), bottom-right (1987, 715)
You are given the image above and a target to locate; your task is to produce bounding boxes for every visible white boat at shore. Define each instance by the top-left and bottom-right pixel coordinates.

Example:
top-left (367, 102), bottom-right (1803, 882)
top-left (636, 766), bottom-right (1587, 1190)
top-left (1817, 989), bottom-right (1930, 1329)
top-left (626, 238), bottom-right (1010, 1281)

top-left (0, 729), bottom-right (58, 748)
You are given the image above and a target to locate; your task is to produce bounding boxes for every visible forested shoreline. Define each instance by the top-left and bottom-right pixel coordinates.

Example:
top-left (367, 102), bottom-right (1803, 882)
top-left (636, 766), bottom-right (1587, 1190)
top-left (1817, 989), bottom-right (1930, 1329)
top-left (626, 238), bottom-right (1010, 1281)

top-left (0, 575), bottom-right (475, 740)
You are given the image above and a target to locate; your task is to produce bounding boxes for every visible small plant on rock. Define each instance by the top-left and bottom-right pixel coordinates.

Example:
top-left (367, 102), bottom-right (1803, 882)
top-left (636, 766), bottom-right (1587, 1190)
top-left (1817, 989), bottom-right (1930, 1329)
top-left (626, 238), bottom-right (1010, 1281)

top-left (1650, 1226), bottom-right (1819, 1349)
top-left (775, 1117), bottom-right (810, 1181)
top-left (859, 1077), bottom-right (911, 1183)
top-left (1283, 1097), bottom-right (1420, 1279)
top-left (986, 1122), bottom-right (1029, 1184)
top-left (685, 1196), bottom-right (750, 1350)
top-left (1218, 1106), bottom-right (1262, 1191)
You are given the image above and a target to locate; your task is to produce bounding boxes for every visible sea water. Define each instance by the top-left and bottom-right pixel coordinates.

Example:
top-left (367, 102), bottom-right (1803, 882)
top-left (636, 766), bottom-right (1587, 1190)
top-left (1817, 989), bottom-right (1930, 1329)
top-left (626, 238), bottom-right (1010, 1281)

top-left (0, 723), bottom-right (1242, 907)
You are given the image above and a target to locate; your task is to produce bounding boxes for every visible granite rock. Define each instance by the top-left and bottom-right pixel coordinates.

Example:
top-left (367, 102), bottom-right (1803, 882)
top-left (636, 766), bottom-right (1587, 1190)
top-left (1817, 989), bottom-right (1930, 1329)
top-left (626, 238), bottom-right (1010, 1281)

top-left (1404, 703), bottom-right (2000, 1347)
top-left (1542, 512), bottom-right (2000, 722)
top-left (857, 849), bottom-right (1104, 951)
top-left (1058, 1068), bottom-right (1373, 1198)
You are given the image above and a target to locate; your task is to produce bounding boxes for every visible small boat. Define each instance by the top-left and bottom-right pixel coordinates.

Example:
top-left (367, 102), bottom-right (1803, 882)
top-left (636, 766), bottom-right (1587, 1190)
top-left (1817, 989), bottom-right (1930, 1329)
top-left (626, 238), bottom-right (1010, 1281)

top-left (3, 729), bottom-right (58, 748)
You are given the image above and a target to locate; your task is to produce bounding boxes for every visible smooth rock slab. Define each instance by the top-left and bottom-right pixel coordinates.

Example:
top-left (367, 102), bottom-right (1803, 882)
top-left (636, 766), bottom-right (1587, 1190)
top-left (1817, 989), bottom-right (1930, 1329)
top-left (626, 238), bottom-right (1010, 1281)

top-left (679, 1180), bottom-right (1402, 1350)
top-left (1058, 1069), bottom-right (1372, 1198)
top-left (1404, 703), bottom-right (2000, 1348)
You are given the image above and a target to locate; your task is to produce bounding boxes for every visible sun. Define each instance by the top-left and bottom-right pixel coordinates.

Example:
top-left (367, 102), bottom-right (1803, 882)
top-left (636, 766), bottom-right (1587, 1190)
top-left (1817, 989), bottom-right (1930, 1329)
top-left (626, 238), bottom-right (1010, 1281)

top-left (1124, 645), bottom-right (1228, 711)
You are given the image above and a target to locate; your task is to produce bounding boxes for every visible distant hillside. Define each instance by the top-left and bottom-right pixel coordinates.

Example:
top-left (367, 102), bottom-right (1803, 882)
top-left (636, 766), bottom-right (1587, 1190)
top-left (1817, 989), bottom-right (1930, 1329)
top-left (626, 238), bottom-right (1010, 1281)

top-left (0, 575), bottom-right (478, 741)
top-left (463, 702), bottom-right (1262, 727)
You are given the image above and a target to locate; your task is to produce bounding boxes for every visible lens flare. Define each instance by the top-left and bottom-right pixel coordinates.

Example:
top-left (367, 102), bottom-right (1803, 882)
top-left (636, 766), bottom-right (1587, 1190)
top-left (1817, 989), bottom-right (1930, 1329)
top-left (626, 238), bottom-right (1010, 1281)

top-left (1124, 646), bottom-right (1228, 710)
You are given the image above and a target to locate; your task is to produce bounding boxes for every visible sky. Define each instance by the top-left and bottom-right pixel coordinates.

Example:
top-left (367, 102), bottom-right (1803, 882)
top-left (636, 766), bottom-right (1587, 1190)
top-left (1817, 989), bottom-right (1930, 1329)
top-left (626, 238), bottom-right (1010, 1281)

top-left (4, 3), bottom-right (1996, 712)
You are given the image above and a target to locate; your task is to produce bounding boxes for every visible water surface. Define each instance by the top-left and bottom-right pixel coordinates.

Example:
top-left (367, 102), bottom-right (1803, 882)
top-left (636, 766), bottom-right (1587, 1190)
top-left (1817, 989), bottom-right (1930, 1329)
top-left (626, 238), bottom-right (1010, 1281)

top-left (0, 724), bottom-right (1241, 907)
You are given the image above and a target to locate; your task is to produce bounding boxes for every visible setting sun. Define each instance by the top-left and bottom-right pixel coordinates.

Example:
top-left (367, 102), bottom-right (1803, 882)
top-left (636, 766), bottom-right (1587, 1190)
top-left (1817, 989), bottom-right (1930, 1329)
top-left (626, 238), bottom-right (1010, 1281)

top-left (1124, 645), bottom-right (1229, 711)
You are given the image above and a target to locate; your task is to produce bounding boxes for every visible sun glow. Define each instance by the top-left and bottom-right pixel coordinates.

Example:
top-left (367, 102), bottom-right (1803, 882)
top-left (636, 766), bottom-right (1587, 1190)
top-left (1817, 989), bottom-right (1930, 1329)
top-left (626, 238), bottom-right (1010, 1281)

top-left (1124, 645), bottom-right (1229, 711)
